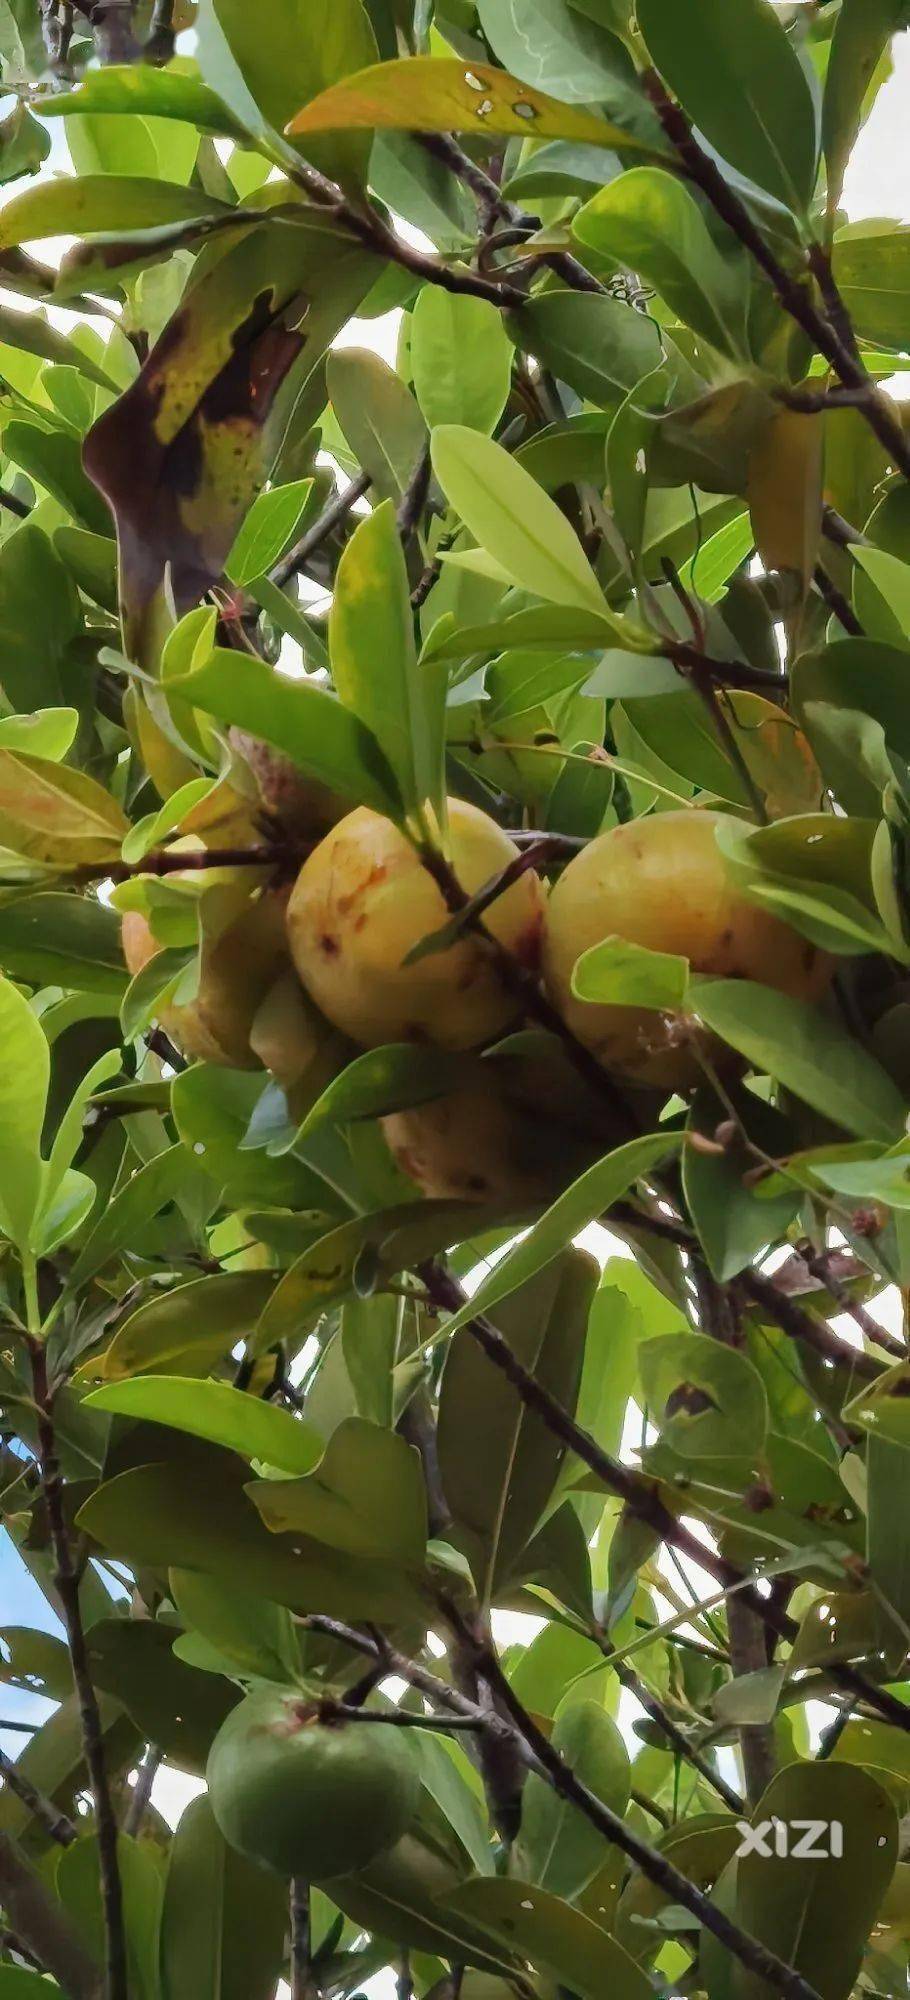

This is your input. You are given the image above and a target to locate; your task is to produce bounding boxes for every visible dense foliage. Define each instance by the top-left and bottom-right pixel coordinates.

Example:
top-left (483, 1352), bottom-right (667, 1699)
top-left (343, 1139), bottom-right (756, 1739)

top-left (2, 1), bottom-right (910, 1997)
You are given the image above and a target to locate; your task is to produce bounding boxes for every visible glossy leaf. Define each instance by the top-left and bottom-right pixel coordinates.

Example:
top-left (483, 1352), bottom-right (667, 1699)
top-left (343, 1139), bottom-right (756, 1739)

top-left (436, 1131), bottom-right (682, 1337)
top-left (411, 288), bottom-right (513, 435)
top-left (438, 1250), bottom-right (598, 1599)
top-left (574, 169), bottom-right (752, 360)
top-left (432, 426), bottom-right (607, 616)
top-left (85, 1374), bottom-right (323, 1473)
top-left (637, 0), bottom-right (819, 209)
top-left (514, 1699), bottom-right (631, 1897)
top-left (690, 978), bottom-right (905, 1142)
top-left (331, 499), bottom-right (446, 829)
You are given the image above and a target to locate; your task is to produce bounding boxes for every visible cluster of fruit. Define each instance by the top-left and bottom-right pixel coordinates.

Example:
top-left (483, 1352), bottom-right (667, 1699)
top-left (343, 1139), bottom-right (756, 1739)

top-left (122, 741), bottom-right (831, 1198)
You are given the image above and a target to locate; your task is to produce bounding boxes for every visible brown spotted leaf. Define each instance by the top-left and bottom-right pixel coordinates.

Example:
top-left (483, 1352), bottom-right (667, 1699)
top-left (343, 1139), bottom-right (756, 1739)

top-left (83, 213), bottom-right (378, 661)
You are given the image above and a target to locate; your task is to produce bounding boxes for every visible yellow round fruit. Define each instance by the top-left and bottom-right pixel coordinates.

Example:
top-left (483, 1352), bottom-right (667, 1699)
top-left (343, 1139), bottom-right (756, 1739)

top-left (286, 801), bottom-right (544, 1051)
top-left (383, 1048), bottom-right (615, 1205)
top-left (122, 889), bottom-right (289, 1070)
top-left (542, 810), bottom-right (832, 1088)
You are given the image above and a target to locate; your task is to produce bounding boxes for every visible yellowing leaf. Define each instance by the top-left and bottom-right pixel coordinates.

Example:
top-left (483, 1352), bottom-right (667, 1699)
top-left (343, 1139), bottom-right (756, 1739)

top-left (286, 56), bottom-right (662, 153)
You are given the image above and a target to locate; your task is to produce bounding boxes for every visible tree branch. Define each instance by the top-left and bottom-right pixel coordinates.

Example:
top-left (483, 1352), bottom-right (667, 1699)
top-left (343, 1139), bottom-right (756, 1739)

top-left (0, 1747), bottom-right (77, 1848)
top-left (643, 72), bottom-right (910, 484)
top-left (0, 1828), bottom-right (100, 2000)
top-left (271, 470), bottom-right (371, 590)
top-left (439, 1594), bottom-right (824, 2000)
top-left (28, 1339), bottom-right (127, 2000)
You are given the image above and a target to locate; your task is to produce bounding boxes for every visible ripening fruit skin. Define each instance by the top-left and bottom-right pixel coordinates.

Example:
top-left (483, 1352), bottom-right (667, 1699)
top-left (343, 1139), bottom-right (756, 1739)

top-left (121, 890), bottom-right (289, 1070)
top-left (207, 1689), bottom-right (420, 1880)
top-left (543, 810), bottom-right (832, 1088)
top-left (383, 1048), bottom-right (616, 1206)
top-left (286, 802), bottom-right (544, 1051)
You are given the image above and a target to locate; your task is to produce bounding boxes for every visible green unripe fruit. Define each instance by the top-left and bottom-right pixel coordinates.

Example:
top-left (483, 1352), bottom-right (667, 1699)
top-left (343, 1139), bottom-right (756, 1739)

top-left (207, 1690), bottom-right (420, 1880)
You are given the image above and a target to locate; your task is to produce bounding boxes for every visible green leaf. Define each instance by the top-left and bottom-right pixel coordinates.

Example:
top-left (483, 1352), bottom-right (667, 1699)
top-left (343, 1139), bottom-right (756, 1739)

top-left (690, 978), bottom-right (905, 1142)
top-left (684, 1087), bottom-right (800, 1283)
top-left (327, 348), bottom-right (426, 502)
top-left (81, 1453), bottom-right (424, 1623)
top-left (639, 1331), bottom-right (769, 1459)
top-left (0, 173), bottom-right (229, 249)
top-left (436, 1131), bottom-right (682, 1338)
top-left (160, 1795), bottom-right (288, 2000)
top-left (447, 1878), bottom-right (652, 2000)
top-left (65, 1145), bottom-right (201, 1291)
top-left (431, 426), bottom-right (606, 616)
top-left (574, 169), bottom-right (752, 360)
top-left (296, 1042), bottom-right (467, 1138)
top-left (173, 649), bottom-right (401, 819)
top-left (514, 1699), bottom-right (631, 1898)
top-left (286, 55), bottom-right (665, 155)
top-left (0, 976), bottom-right (47, 1254)
top-left (0, 892), bottom-right (125, 994)
top-left (83, 1620), bottom-right (236, 1773)
top-left (330, 500), bottom-right (446, 829)
top-left (411, 288), bottom-right (513, 435)
top-left (38, 58), bottom-right (252, 139)
top-left (85, 1375), bottom-right (323, 1474)
top-left (511, 289), bottom-right (664, 408)
top-left (729, 1762), bottom-right (898, 2000)
top-left (851, 545), bottom-right (910, 642)
top-left (0, 524), bottom-right (80, 713)
top-left (170, 1568), bottom-right (300, 1683)
top-left (636, 0), bottom-right (819, 210)
top-left (251, 1415), bottom-right (427, 1565)
top-left (0, 1971), bottom-right (63, 1994)
top-left (438, 1250), bottom-right (598, 1600)
top-left (225, 477), bottom-right (314, 585)
top-left (477, 0), bottom-right (653, 134)
top-left (0, 748), bottom-right (128, 867)
top-left (823, 0), bottom-right (903, 211)
top-left (55, 1832), bottom-right (163, 2000)
top-left (197, 0), bottom-right (379, 185)
top-left (832, 223), bottom-right (910, 351)
top-left (572, 935), bottom-right (689, 1010)
top-left (0, 302), bottom-right (116, 387)
top-left (95, 1270), bottom-right (277, 1382)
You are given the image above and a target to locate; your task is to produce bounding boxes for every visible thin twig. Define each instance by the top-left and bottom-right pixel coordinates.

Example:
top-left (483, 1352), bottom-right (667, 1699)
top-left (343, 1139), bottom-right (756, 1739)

top-left (271, 471), bottom-right (371, 590)
top-left (814, 564), bottom-right (863, 635)
top-left (643, 73), bottom-right (910, 483)
top-left (122, 1747), bottom-right (160, 1838)
top-left (29, 1338), bottom-right (126, 2000)
top-left (439, 1595), bottom-right (824, 2000)
top-left (739, 1270), bottom-right (884, 1382)
top-left (0, 1747), bottom-right (77, 1848)
top-left (612, 1658), bottom-right (744, 1814)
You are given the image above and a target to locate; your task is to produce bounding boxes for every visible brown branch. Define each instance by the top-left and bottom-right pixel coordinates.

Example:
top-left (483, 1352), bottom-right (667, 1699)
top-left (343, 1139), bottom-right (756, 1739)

top-left (643, 73), bottom-right (910, 484)
top-left (612, 1658), bottom-right (744, 1813)
top-left (726, 1595), bottom-right (778, 1805)
top-left (664, 639), bottom-right (787, 696)
top-left (29, 1340), bottom-right (126, 2000)
top-left (0, 1829), bottom-right (100, 1999)
top-left (271, 470), bottom-right (371, 589)
top-left (439, 1595), bottom-right (824, 2000)
top-left (814, 564), bottom-right (863, 636)
top-left (822, 503), bottom-right (870, 552)
top-left (420, 1258), bottom-right (910, 1735)
top-left (290, 1879), bottom-right (317, 2000)
top-left (418, 131), bottom-right (606, 295)
top-left (739, 1270), bottom-right (884, 1381)
top-left (0, 1747), bottom-right (77, 1848)
top-left (417, 840), bottom-right (638, 1134)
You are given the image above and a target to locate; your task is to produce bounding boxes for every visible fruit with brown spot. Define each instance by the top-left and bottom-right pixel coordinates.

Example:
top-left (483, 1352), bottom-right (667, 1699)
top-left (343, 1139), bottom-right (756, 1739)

top-left (286, 801), bottom-right (544, 1050)
top-left (121, 888), bottom-right (290, 1069)
top-left (207, 1688), bottom-right (420, 1880)
top-left (543, 809), bottom-right (832, 1088)
top-left (383, 1046), bottom-right (617, 1205)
